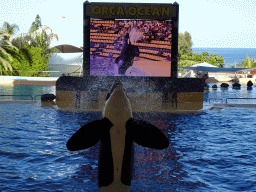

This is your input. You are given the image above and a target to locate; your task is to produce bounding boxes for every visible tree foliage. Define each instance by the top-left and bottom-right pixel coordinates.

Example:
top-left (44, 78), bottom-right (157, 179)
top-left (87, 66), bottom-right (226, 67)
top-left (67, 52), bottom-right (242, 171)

top-left (0, 29), bottom-right (19, 74)
top-left (1, 22), bottom-right (19, 41)
top-left (29, 14), bottom-right (43, 33)
top-left (239, 55), bottom-right (256, 68)
top-left (178, 31), bottom-right (193, 56)
top-left (29, 25), bottom-right (59, 55)
top-left (11, 33), bottom-right (33, 50)
top-left (49, 47), bottom-right (62, 53)
top-left (178, 51), bottom-right (224, 69)
top-left (1, 45), bottom-right (51, 76)
top-left (177, 32), bottom-right (226, 69)
top-left (0, 16), bottom-right (58, 77)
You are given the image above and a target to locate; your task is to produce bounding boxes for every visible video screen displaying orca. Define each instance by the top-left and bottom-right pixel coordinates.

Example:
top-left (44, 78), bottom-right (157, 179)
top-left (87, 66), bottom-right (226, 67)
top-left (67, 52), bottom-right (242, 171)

top-left (90, 19), bottom-right (172, 77)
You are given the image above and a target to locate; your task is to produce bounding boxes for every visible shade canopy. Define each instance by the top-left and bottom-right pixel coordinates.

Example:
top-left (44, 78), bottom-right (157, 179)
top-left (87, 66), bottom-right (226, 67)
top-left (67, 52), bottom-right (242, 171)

top-left (48, 53), bottom-right (83, 65)
top-left (179, 66), bottom-right (254, 73)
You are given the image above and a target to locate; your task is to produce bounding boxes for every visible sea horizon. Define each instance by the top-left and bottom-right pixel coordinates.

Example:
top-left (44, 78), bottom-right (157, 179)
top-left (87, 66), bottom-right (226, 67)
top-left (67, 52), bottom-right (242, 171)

top-left (192, 47), bottom-right (256, 49)
top-left (191, 47), bottom-right (256, 67)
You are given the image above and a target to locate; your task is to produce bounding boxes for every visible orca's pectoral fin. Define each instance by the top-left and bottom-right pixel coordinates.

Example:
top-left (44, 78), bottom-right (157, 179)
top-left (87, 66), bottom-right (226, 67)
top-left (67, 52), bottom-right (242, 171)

top-left (66, 118), bottom-right (113, 151)
top-left (126, 118), bottom-right (169, 150)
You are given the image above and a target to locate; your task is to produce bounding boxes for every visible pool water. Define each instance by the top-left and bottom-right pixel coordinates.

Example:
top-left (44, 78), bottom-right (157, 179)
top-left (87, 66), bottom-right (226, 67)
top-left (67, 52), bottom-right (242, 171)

top-left (0, 83), bottom-right (256, 191)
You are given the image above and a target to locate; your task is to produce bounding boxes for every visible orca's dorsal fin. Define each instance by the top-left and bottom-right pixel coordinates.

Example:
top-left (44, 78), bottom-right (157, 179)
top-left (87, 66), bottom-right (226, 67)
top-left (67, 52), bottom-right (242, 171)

top-left (126, 118), bottom-right (169, 149)
top-left (66, 118), bottom-right (113, 151)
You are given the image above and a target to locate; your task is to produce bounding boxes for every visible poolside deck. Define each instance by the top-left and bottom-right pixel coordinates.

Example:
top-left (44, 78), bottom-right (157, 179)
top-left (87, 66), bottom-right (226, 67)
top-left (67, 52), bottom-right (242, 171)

top-left (0, 76), bottom-right (58, 86)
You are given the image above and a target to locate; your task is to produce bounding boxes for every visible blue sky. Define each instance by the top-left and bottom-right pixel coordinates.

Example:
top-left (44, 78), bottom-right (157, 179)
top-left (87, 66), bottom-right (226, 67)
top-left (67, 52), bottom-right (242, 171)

top-left (1, 0), bottom-right (255, 48)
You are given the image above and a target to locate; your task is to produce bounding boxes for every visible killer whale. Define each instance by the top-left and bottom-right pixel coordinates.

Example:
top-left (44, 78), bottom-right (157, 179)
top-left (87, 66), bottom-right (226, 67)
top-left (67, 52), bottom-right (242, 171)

top-left (66, 80), bottom-right (169, 191)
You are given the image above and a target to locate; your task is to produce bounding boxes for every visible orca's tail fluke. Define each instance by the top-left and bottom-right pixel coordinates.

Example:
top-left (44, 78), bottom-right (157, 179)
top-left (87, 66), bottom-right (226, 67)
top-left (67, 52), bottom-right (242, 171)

top-left (126, 118), bottom-right (169, 149)
top-left (66, 118), bottom-right (113, 151)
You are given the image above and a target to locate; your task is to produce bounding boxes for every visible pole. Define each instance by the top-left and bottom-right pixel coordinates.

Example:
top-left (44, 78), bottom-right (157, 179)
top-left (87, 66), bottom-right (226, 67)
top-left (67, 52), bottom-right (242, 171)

top-left (83, 1), bottom-right (90, 77)
top-left (171, 2), bottom-right (179, 78)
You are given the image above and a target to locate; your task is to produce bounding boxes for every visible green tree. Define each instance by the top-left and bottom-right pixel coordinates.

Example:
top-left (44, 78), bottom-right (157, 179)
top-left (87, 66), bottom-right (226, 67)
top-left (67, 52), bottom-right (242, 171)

top-left (29, 25), bottom-right (59, 55)
top-left (0, 29), bottom-right (18, 75)
top-left (27, 46), bottom-right (51, 76)
top-left (192, 53), bottom-right (206, 62)
top-left (210, 54), bottom-right (218, 59)
top-left (49, 47), bottom-right (62, 53)
top-left (246, 55), bottom-right (251, 68)
top-left (178, 31), bottom-right (193, 56)
top-left (11, 33), bottom-right (34, 50)
top-left (29, 14), bottom-right (43, 33)
top-left (0, 46), bottom-right (30, 76)
top-left (180, 54), bottom-right (192, 60)
top-left (240, 56), bottom-right (253, 68)
top-left (202, 52), bottom-right (209, 57)
top-left (252, 59), bottom-right (256, 68)
top-left (1, 22), bottom-right (19, 41)
top-left (178, 60), bottom-right (198, 68)
top-left (217, 55), bottom-right (225, 68)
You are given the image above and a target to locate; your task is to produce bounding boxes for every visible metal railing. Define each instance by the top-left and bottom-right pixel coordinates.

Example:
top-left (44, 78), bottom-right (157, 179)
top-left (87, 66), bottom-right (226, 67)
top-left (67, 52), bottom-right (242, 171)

top-left (0, 70), bottom-right (61, 77)
top-left (0, 95), bottom-right (34, 101)
top-left (225, 98), bottom-right (256, 104)
top-left (0, 69), bottom-right (82, 77)
top-left (0, 95), bottom-right (57, 102)
top-left (34, 95), bottom-right (43, 101)
top-left (208, 98), bottom-right (223, 103)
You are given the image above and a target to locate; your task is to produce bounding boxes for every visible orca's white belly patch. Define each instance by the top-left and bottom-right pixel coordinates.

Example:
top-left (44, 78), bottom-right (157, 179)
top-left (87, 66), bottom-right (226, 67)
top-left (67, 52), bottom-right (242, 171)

top-left (110, 126), bottom-right (126, 180)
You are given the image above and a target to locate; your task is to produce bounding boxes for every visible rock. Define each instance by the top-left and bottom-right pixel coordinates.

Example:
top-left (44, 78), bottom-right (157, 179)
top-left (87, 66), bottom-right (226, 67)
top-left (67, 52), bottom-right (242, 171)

top-left (247, 80), bottom-right (253, 87)
top-left (232, 82), bottom-right (241, 89)
top-left (41, 94), bottom-right (56, 102)
top-left (220, 83), bottom-right (229, 88)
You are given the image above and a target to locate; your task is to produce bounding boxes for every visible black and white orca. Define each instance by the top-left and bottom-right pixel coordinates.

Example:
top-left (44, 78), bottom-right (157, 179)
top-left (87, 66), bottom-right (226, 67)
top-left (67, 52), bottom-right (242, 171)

top-left (66, 80), bottom-right (169, 191)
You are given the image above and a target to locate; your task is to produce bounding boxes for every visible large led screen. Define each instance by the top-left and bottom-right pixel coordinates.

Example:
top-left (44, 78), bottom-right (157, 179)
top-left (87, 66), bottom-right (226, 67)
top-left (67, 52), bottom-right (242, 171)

top-left (90, 20), bottom-right (172, 77)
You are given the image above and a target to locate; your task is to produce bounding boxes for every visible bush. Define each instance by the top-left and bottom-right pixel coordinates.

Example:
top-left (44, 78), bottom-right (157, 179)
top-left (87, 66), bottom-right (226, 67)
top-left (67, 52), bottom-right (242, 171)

top-left (180, 55), bottom-right (193, 60)
top-left (1, 46), bottom-right (51, 76)
top-left (178, 60), bottom-right (198, 71)
top-left (27, 47), bottom-right (51, 76)
top-left (0, 47), bottom-right (30, 76)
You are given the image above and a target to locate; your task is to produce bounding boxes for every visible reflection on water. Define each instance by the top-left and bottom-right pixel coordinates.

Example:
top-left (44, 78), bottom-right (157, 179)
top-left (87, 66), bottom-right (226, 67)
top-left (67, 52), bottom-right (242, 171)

top-left (0, 84), bottom-right (55, 100)
top-left (0, 83), bottom-right (256, 191)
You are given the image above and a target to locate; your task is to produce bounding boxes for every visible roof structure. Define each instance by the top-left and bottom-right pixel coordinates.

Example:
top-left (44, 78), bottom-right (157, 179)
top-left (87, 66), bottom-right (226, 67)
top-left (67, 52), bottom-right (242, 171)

top-left (53, 44), bottom-right (83, 53)
top-left (48, 53), bottom-right (83, 65)
top-left (190, 62), bottom-right (217, 68)
top-left (179, 62), bottom-right (254, 73)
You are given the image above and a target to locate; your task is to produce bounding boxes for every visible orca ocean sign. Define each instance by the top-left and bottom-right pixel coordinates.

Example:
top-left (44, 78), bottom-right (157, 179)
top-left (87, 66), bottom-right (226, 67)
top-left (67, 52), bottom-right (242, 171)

top-left (86, 2), bottom-right (177, 19)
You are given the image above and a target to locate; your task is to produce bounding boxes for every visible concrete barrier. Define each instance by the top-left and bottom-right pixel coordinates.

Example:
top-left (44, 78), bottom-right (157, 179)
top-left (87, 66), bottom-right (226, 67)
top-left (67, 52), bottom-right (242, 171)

top-left (238, 78), bottom-right (256, 84)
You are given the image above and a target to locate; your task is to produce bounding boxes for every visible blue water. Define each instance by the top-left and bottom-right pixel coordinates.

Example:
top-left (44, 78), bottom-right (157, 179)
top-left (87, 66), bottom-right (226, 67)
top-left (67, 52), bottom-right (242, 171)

top-left (192, 47), bottom-right (256, 68)
top-left (1, 83), bottom-right (256, 191)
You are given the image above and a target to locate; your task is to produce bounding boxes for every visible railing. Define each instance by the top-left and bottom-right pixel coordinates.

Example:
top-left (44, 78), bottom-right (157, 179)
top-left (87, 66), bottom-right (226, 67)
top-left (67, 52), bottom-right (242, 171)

top-left (207, 98), bottom-right (256, 104)
top-left (208, 98), bottom-right (223, 103)
top-left (225, 98), bottom-right (256, 104)
top-left (2, 69), bottom-right (83, 77)
top-left (0, 69), bottom-right (82, 77)
top-left (34, 95), bottom-right (43, 101)
top-left (0, 95), bottom-right (55, 101)
top-left (0, 95), bottom-right (34, 101)
top-left (0, 70), bottom-right (61, 77)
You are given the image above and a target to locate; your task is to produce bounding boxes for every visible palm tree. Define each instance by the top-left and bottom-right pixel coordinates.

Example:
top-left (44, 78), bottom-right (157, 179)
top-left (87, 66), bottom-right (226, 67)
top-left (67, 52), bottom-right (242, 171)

top-left (0, 29), bottom-right (18, 75)
top-left (246, 55), bottom-right (251, 68)
top-left (29, 25), bottom-right (59, 55)
top-left (11, 33), bottom-right (33, 50)
top-left (1, 22), bottom-right (19, 41)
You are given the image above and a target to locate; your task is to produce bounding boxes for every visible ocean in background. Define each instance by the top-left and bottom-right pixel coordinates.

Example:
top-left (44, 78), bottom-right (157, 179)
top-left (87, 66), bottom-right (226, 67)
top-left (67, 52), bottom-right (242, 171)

top-left (192, 48), bottom-right (256, 67)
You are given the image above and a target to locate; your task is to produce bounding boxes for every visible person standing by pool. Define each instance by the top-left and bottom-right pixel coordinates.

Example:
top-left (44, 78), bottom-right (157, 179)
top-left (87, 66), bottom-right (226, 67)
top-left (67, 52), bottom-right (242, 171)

top-left (116, 30), bottom-right (140, 76)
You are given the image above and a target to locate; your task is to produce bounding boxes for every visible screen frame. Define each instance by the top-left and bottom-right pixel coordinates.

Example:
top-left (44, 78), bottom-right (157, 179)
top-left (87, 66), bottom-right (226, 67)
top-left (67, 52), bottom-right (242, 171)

top-left (83, 1), bottom-right (179, 81)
